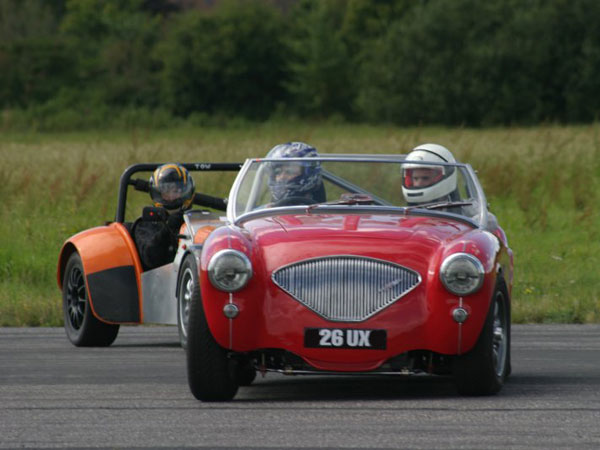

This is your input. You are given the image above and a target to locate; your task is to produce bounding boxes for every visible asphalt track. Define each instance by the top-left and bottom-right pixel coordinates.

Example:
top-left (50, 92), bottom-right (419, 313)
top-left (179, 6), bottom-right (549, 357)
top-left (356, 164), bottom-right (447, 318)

top-left (1, 325), bottom-right (599, 449)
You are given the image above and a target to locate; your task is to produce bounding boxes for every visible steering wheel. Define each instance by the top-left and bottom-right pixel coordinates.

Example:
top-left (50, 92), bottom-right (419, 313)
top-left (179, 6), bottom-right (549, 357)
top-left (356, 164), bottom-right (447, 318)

top-left (271, 196), bottom-right (314, 207)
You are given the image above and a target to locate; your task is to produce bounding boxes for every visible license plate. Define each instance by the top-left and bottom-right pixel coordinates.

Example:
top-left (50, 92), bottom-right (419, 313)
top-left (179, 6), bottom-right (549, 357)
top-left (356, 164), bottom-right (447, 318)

top-left (304, 327), bottom-right (387, 350)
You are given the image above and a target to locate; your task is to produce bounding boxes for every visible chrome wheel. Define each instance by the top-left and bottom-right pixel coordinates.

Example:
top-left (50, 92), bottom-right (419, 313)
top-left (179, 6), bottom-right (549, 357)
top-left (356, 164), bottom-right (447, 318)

top-left (492, 291), bottom-right (507, 377)
top-left (454, 280), bottom-right (510, 396)
top-left (66, 265), bottom-right (86, 331)
top-left (179, 267), bottom-right (194, 341)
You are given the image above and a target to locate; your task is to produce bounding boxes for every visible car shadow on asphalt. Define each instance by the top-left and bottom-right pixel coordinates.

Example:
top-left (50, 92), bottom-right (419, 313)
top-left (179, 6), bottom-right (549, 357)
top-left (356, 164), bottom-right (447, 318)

top-left (233, 372), bottom-right (600, 402)
top-left (110, 341), bottom-right (182, 349)
top-left (235, 375), bottom-right (461, 401)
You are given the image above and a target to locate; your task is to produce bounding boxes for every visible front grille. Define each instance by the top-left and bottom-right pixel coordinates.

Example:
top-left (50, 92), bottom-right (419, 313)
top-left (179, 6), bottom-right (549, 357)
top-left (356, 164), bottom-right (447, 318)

top-left (271, 255), bottom-right (421, 322)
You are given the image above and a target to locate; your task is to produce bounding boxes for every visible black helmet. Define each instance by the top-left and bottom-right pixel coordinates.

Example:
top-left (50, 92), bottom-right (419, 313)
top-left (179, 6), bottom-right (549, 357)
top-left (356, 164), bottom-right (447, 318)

top-left (149, 163), bottom-right (195, 211)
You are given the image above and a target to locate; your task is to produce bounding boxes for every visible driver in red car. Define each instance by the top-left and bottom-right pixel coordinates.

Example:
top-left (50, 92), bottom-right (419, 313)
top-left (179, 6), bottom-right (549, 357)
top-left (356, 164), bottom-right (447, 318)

top-left (133, 163), bottom-right (195, 271)
top-left (266, 141), bottom-right (326, 205)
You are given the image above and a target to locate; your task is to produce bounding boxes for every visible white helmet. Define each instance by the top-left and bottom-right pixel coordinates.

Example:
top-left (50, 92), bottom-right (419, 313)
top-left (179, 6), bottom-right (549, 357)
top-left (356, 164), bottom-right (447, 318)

top-left (402, 143), bottom-right (457, 204)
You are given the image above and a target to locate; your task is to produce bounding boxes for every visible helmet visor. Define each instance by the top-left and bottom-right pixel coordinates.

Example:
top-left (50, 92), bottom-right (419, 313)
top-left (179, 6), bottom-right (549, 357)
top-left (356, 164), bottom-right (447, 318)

top-left (149, 165), bottom-right (195, 210)
top-left (271, 162), bottom-right (304, 181)
top-left (158, 182), bottom-right (186, 201)
top-left (403, 167), bottom-right (444, 189)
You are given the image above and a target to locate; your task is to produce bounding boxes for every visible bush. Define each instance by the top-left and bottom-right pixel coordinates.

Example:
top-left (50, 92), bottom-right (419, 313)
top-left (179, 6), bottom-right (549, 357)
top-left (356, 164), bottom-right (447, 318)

top-left (159, 0), bottom-right (287, 119)
top-left (3, 0), bottom-right (600, 128)
top-left (355, 0), bottom-right (600, 126)
top-left (284, 0), bottom-right (353, 118)
top-left (60, 0), bottom-right (162, 108)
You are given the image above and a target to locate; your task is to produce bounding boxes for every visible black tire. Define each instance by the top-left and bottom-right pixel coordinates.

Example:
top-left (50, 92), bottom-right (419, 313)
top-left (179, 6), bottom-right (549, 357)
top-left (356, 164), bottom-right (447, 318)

top-left (454, 279), bottom-right (511, 396)
top-left (177, 255), bottom-right (197, 349)
top-left (186, 265), bottom-right (238, 401)
top-left (235, 360), bottom-right (257, 386)
top-left (62, 252), bottom-right (119, 347)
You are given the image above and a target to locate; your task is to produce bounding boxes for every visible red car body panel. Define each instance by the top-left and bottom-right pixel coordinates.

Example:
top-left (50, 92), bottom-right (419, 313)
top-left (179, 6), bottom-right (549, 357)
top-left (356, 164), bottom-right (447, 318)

top-left (199, 213), bottom-right (510, 372)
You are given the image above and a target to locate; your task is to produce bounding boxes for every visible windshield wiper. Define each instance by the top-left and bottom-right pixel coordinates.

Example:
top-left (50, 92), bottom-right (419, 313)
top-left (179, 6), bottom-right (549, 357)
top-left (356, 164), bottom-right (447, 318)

top-left (404, 200), bottom-right (473, 212)
top-left (307, 193), bottom-right (375, 211)
top-left (306, 196), bottom-right (472, 214)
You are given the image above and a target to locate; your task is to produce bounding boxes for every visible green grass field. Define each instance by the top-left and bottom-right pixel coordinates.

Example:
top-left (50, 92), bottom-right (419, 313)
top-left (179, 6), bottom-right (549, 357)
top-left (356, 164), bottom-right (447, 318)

top-left (2, 122), bottom-right (599, 326)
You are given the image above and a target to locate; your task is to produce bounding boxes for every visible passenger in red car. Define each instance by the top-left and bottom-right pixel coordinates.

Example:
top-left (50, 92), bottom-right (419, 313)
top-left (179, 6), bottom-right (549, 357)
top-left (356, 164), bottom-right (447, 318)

top-left (409, 168), bottom-right (444, 188)
top-left (133, 163), bottom-right (195, 271)
top-left (402, 143), bottom-right (459, 205)
top-left (266, 141), bottom-right (326, 205)
top-left (403, 143), bottom-right (499, 231)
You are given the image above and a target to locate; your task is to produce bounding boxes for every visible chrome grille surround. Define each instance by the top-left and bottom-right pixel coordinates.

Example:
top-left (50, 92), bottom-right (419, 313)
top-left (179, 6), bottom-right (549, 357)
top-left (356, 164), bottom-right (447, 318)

top-left (271, 255), bottom-right (422, 322)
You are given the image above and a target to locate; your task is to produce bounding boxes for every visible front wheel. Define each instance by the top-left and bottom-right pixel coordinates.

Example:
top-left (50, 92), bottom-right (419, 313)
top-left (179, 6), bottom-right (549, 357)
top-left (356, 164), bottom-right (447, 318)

top-left (236, 360), bottom-right (257, 386)
top-left (62, 252), bottom-right (119, 347)
top-left (186, 267), bottom-right (238, 401)
top-left (454, 280), bottom-right (510, 395)
top-left (177, 255), bottom-right (197, 349)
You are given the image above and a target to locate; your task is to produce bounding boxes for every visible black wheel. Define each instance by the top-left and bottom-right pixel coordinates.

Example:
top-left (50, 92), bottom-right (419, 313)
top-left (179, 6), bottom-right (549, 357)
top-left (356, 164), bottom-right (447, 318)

top-left (272, 196), bottom-right (313, 207)
top-left (454, 280), bottom-right (510, 396)
top-left (62, 252), bottom-right (119, 347)
top-left (177, 255), bottom-right (197, 349)
top-left (235, 360), bottom-right (257, 386)
top-left (186, 266), bottom-right (238, 402)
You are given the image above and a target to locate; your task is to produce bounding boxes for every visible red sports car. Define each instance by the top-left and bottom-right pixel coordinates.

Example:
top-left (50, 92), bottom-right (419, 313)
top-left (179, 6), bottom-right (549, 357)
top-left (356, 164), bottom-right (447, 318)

top-left (186, 154), bottom-right (513, 400)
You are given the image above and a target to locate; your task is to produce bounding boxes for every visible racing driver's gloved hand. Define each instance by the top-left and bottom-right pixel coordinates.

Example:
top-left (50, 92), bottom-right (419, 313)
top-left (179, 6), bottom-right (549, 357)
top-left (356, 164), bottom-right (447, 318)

top-left (166, 211), bottom-right (184, 235)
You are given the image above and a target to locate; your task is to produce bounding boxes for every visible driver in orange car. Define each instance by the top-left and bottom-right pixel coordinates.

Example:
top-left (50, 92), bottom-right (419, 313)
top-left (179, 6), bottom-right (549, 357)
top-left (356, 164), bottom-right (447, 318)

top-left (133, 163), bottom-right (195, 271)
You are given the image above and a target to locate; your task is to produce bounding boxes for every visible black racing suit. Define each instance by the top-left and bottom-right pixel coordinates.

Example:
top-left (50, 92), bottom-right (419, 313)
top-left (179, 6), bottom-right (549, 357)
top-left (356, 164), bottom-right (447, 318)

top-left (133, 211), bottom-right (184, 271)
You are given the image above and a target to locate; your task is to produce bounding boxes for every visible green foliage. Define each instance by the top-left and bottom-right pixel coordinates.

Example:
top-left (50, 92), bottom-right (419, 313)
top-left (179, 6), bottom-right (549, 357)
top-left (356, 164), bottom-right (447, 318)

top-left (0, 38), bottom-right (74, 108)
top-left (356, 0), bottom-right (600, 125)
top-left (357, 0), bottom-right (510, 124)
top-left (60, 0), bottom-right (162, 108)
top-left (284, 0), bottom-right (353, 118)
top-left (159, 0), bottom-right (287, 118)
top-left (340, 0), bottom-right (412, 53)
top-left (0, 0), bottom-right (70, 108)
top-left (564, 2), bottom-right (600, 122)
top-left (3, 0), bottom-right (600, 127)
top-left (0, 0), bottom-right (60, 43)
top-left (0, 0), bottom-right (163, 115)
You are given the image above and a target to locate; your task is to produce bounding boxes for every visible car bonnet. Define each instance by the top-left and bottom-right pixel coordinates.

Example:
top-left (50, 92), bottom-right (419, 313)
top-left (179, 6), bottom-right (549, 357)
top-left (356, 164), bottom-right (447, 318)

top-left (241, 212), bottom-right (475, 277)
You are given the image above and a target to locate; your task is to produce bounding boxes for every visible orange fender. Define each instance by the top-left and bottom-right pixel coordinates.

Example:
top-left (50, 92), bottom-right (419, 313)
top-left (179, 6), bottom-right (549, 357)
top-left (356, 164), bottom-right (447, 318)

top-left (57, 222), bottom-right (143, 324)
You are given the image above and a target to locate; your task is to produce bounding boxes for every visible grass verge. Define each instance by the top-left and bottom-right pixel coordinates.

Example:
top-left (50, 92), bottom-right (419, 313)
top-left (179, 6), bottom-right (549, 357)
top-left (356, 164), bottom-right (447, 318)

top-left (1, 122), bottom-right (599, 325)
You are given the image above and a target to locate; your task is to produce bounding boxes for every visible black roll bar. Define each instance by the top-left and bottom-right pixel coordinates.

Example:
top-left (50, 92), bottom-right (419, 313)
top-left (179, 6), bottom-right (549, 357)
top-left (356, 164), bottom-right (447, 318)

top-left (115, 162), bottom-right (242, 223)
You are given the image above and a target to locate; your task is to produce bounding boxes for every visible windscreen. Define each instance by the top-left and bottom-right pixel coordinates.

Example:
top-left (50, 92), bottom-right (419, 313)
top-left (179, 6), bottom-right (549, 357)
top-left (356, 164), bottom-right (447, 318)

top-left (230, 158), bottom-right (485, 226)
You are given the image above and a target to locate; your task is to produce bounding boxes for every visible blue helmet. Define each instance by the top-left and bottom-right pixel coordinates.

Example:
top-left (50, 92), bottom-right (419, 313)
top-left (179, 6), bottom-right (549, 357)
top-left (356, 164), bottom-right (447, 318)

top-left (266, 142), bottom-right (322, 203)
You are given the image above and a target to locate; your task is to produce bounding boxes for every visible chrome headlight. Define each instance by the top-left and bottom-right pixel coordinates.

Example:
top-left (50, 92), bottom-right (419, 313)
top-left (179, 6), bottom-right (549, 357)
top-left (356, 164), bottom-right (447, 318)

top-left (208, 249), bottom-right (252, 292)
top-left (440, 253), bottom-right (484, 296)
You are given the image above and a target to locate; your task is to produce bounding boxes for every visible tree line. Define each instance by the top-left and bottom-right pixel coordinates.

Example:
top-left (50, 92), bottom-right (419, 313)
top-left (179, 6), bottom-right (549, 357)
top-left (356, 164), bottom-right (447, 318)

top-left (1, 0), bottom-right (600, 129)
